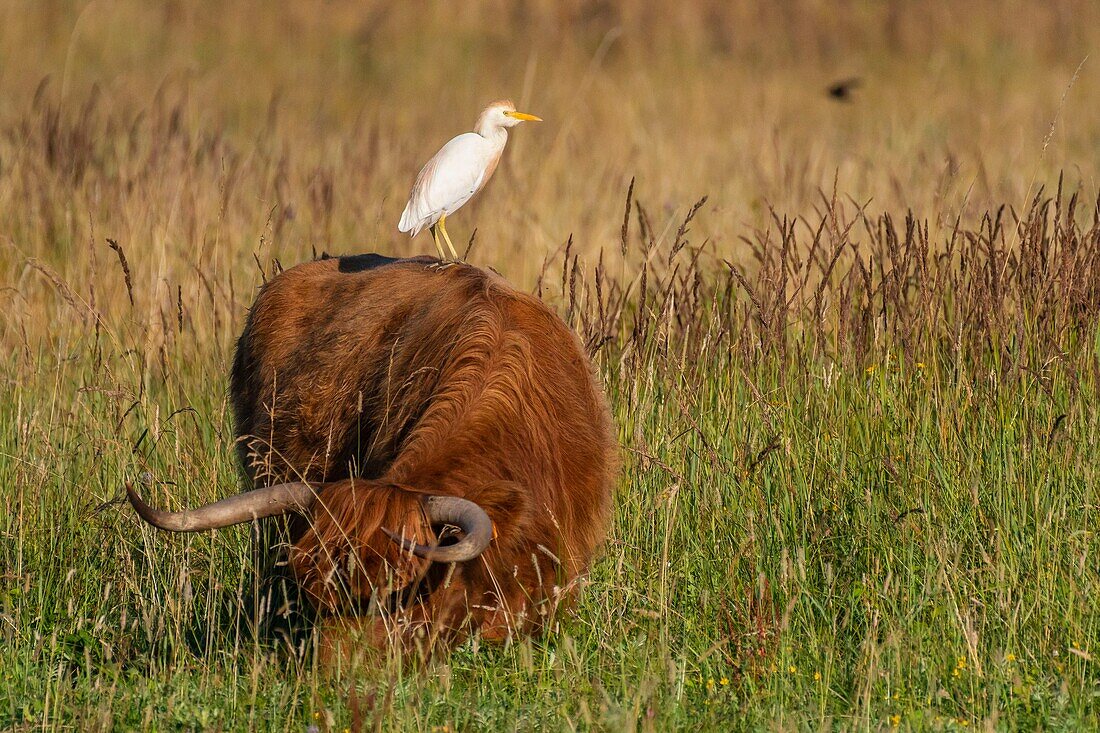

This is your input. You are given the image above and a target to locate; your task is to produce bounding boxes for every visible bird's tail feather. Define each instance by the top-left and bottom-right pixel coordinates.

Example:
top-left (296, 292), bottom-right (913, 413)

top-left (398, 202), bottom-right (415, 233)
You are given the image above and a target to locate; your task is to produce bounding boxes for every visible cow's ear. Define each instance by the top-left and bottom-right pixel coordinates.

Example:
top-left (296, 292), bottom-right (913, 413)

top-left (464, 481), bottom-right (533, 548)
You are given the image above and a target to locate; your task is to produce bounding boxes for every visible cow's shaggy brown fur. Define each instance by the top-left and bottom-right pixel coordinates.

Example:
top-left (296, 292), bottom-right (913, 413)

top-left (230, 254), bottom-right (617, 654)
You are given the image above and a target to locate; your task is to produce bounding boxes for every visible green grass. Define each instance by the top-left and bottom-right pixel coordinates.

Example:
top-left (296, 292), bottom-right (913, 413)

top-left (3, 323), bottom-right (1099, 729)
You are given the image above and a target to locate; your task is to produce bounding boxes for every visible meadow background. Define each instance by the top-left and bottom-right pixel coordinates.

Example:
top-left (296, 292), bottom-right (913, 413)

top-left (2, 1), bottom-right (1100, 729)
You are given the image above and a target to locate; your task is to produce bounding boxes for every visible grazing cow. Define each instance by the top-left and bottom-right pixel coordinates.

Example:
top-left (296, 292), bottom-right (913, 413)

top-left (127, 253), bottom-right (617, 656)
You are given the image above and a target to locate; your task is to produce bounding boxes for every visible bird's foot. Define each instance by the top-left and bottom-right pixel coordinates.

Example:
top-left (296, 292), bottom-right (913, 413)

top-left (428, 259), bottom-right (461, 271)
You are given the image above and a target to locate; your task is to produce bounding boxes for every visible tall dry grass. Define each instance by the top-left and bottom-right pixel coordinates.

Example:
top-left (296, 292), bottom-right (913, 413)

top-left (3, 1), bottom-right (1100, 361)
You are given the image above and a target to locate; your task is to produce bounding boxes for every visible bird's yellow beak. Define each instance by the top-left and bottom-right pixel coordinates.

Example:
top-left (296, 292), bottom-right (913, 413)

top-left (504, 111), bottom-right (542, 122)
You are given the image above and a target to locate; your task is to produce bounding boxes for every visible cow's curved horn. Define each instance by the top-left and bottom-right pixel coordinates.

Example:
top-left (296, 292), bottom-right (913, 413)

top-left (383, 495), bottom-right (493, 563)
top-left (126, 481), bottom-right (318, 532)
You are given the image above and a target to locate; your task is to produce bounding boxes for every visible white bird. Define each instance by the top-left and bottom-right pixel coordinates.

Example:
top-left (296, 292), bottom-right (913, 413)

top-left (398, 99), bottom-right (542, 263)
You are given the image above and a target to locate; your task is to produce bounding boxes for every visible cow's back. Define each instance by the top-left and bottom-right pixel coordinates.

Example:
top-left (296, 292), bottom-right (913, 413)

top-left (230, 255), bottom-right (561, 485)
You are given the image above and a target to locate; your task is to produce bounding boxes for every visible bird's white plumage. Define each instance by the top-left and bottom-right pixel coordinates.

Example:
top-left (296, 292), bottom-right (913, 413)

top-left (398, 132), bottom-right (502, 236)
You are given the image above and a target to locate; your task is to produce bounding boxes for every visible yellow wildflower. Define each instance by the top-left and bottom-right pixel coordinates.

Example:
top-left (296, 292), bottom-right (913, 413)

top-left (813, 671), bottom-right (822, 681)
top-left (719, 677), bottom-right (729, 686)
top-left (890, 714), bottom-right (901, 727)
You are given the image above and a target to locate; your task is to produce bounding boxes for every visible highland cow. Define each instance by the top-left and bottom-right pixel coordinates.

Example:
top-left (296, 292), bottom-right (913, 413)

top-left (127, 253), bottom-right (617, 656)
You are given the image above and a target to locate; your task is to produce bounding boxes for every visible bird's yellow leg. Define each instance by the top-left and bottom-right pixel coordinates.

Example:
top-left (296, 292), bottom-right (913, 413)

top-left (430, 224), bottom-right (447, 261)
top-left (438, 213), bottom-right (460, 261)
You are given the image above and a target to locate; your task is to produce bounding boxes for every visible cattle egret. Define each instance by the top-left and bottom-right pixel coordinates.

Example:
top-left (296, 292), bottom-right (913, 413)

top-left (398, 99), bottom-right (542, 262)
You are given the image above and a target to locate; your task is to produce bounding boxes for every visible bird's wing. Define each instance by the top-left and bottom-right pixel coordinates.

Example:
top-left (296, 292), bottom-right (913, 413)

top-left (400, 133), bottom-right (490, 234)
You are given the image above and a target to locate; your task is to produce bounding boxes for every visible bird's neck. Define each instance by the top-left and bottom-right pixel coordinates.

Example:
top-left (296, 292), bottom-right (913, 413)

top-left (475, 123), bottom-right (509, 144)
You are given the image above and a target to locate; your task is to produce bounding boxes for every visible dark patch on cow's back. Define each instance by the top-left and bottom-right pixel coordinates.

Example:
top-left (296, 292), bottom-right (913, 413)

top-left (318, 252), bottom-right (441, 273)
top-left (332, 253), bottom-right (402, 273)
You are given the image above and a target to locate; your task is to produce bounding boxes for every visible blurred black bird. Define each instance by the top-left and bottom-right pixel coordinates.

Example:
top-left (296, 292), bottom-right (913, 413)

top-left (826, 77), bottom-right (862, 102)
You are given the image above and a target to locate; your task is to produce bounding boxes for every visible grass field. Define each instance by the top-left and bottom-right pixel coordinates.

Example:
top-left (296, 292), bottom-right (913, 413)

top-left (2, 1), bottom-right (1100, 730)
